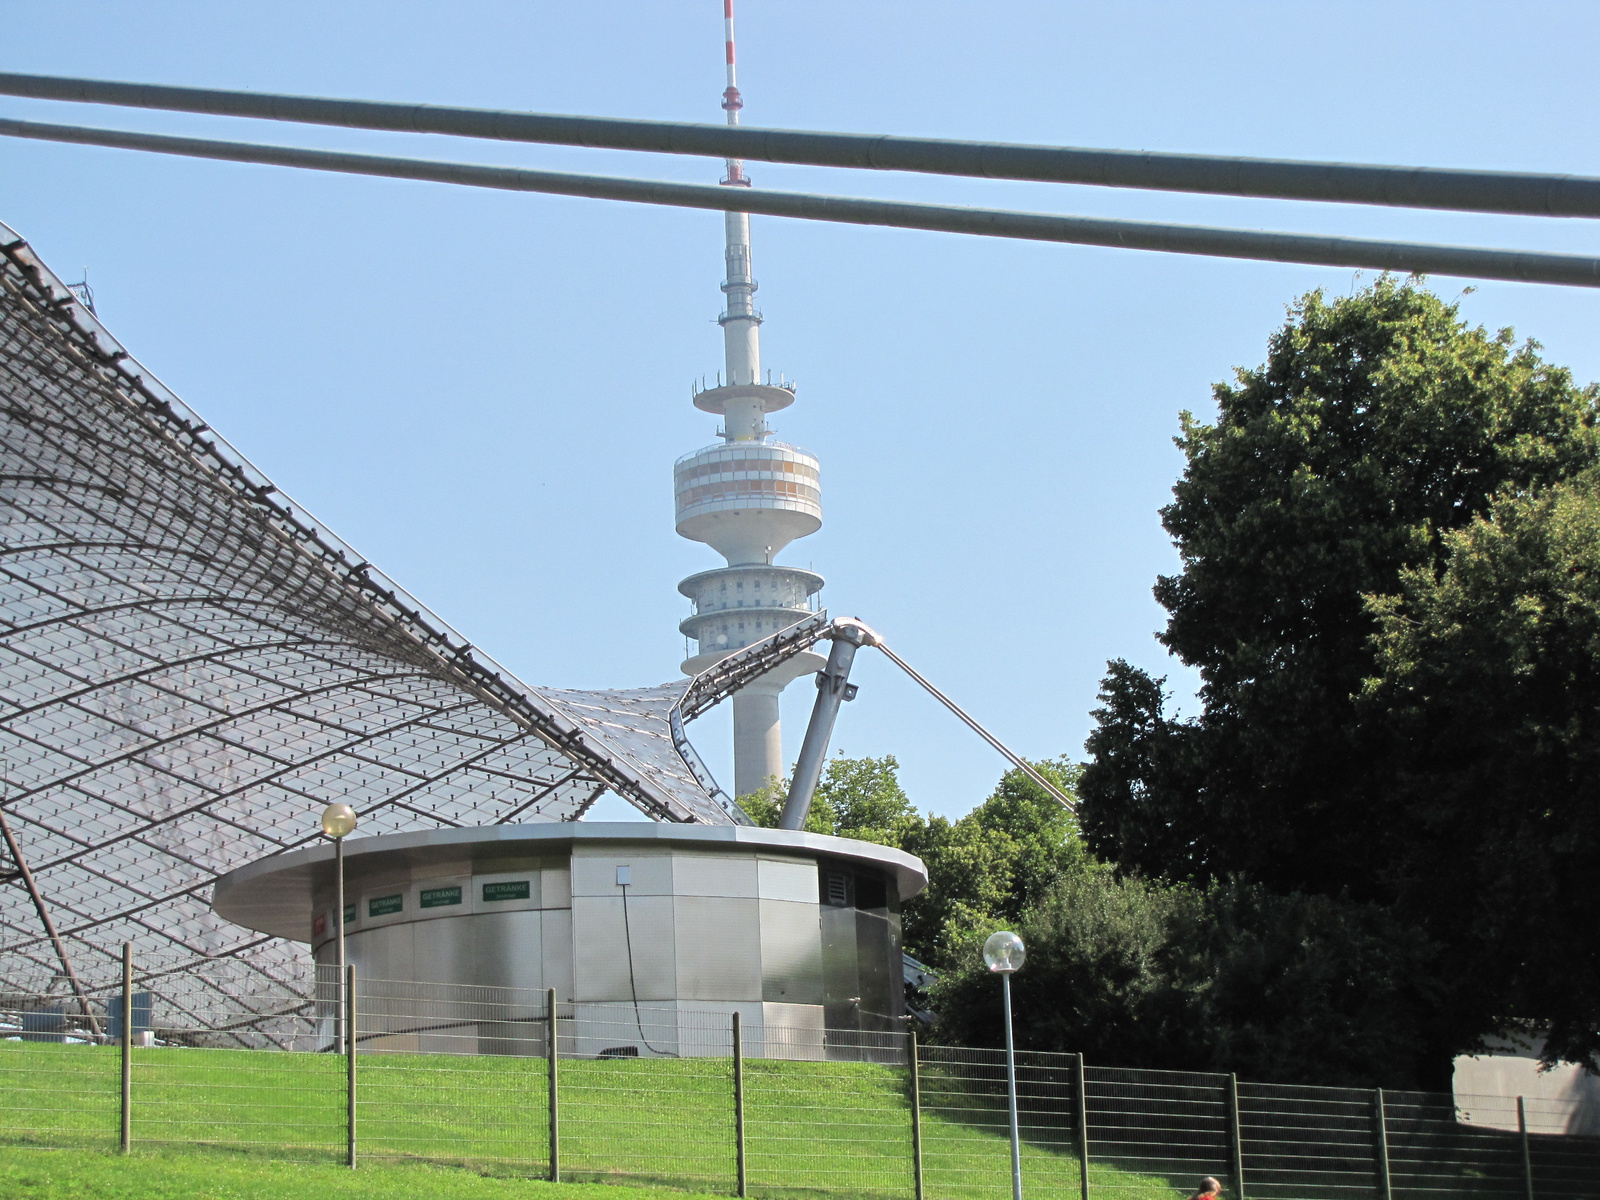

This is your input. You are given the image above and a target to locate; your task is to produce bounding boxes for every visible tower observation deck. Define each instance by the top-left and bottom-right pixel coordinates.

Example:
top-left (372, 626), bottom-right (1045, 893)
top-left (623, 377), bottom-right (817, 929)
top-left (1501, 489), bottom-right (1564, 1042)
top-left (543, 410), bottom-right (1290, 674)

top-left (674, 0), bottom-right (825, 798)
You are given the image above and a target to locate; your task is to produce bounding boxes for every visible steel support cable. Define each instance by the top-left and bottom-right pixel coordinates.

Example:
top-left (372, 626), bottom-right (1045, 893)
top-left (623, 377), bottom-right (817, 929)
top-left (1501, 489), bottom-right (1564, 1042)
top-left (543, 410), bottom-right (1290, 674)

top-left (564, 781), bottom-right (610, 821)
top-left (3, 687), bottom-right (519, 879)
top-left (0, 802), bottom-right (101, 1034)
top-left (0, 665), bottom-right (461, 810)
top-left (873, 642), bottom-right (1079, 815)
top-left (2, 71), bottom-right (1599, 219)
top-left (0, 688), bottom-right (519, 864)
top-left (0, 577), bottom-right (640, 825)
top-left (483, 766), bottom-right (586, 823)
top-left (1, 117), bottom-right (1598, 288)
top-left (2, 727), bottom-right (583, 939)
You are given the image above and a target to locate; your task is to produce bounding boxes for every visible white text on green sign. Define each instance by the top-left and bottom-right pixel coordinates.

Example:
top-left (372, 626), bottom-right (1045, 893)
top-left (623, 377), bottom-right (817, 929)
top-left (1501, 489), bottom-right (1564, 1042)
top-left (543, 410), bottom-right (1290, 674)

top-left (482, 880), bottom-right (531, 903)
top-left (420, 885), bottom-right (463, 909)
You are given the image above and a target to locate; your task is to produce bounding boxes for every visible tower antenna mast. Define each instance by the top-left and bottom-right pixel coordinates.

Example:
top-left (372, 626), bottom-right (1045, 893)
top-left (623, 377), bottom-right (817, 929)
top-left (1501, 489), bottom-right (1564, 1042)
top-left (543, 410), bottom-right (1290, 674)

top-left (721, 0), bottom-right (746, 172)
top-left (716, 0), bottom-right (760, 423)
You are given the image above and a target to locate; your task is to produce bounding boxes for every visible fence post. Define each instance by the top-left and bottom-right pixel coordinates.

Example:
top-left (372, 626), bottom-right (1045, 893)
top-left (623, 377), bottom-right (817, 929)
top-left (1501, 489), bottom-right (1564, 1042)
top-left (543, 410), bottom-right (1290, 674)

top-left (1372, 1089), bottom-right (1392, 1200)
top-left (1227, 1073), bottom-right (1246, 1200)
top-left (547, 987), bottom-right (560, 1183)
top-left (1076, 1054), bottom-right (1091, 1200)
top-left (733, 1010), bottom-right (747, 1198)
top-left (1518, 1095), bottom-right (1534, 1200)
top-left (909, 1029), bottom-right (925, 1200)
top-left (345, 964), bottom-right (357, 1169)
top-left (119, 943), bottom-right (132, 1154)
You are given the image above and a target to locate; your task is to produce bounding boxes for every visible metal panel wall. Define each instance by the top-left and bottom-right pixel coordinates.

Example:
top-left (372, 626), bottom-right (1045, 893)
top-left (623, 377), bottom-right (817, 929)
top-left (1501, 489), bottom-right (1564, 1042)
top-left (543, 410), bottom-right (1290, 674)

top-left (757, 856), bottom-right (818, 903)
top-left (816, 862), bottom-right (904, 1038)
top-left (758, 898), bottom-right (823, 1005)
top-left (540, 906), bottom-right (574, 1000)
top-left (471, 909), bottom-right (545, 992)
top-left (854, 909), bottom-right (896, 1030)
top-left (412, 913), bottom-right (478, 985)
top-left (572, 894), bottom-right (678, 1002)
top-left (674, 895), bottom-right (762, 1001)
top-left (819, 903), bottom-right (860, 1032)
top-left (571, 846), bottom-right (674, 897)
top-left (673, 853), bottom-right (759, 898)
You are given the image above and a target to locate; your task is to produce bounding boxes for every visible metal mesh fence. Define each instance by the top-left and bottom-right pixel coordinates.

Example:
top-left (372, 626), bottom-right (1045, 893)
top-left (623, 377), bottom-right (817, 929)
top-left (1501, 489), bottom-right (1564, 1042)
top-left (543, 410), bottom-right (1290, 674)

top-left (744, 1025), bottom-right (913, 1200)
top-left (0, 1009), bottom-right (116, 1152)
top-left (1238, 1082), bottom-right (1381, 1200)
top-left (356, 976), bottom-right (553, 1174)
top-left (3, 961), bottom-right (1598, 1200)
top-left (1385, 1090), bottom-right (1528, 1200)
top-left (1090, 1065), bottom-right (1234, 1198)
top-left (917, 1045), bottom-right (1083, 1200)
top-left (558, 1008), bottom-right (732, 1190)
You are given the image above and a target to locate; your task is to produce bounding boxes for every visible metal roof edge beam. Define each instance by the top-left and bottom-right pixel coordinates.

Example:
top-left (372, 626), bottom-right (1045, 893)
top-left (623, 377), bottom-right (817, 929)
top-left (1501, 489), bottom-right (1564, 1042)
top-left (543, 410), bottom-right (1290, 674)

top-left (1, 71), bottom-right (1598, 218)
top-left (0, 117), bottom-right (1595, 288)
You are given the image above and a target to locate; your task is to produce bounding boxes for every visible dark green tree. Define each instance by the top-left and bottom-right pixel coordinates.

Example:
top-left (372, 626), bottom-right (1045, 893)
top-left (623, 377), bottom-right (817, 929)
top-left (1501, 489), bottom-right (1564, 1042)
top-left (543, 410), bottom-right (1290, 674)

top-left (1078, 277), bottom-right (1600, 1074)
top-left (1364, 473), bottom-right (1600, 1066)
top-left (934, 872), bottom-right (1188, 1067)
top-left (934, 873), bottom-right (1440, 1087)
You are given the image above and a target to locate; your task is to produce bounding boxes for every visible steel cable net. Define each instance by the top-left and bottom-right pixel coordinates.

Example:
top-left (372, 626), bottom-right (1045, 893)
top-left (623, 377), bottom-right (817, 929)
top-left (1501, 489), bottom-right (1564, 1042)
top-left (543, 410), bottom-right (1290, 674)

top-left (0, 225), bottom-right (736, 1028)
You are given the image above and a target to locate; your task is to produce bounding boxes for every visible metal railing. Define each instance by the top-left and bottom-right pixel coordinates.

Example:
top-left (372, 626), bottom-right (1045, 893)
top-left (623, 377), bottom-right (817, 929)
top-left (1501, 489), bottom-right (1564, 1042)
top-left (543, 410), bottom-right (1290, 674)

top-left (2, 954), bottom-right (1596, 1200)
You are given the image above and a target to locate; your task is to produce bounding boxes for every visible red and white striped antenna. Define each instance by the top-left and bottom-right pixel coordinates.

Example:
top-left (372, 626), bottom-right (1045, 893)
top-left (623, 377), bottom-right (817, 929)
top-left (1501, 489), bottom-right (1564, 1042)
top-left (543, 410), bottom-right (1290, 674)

top-left (719, 0), bottom-right (749, 186)
top-left (710, 0), bottom-right (763, 409)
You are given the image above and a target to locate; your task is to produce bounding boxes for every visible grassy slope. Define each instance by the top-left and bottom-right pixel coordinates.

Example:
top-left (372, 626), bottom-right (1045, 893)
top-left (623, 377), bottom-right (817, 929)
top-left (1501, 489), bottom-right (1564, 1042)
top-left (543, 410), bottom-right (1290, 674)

top-left (0, 1041), bottom-right (1181, 1200)
top-left (0, 1147), bottom-right (728, 1200)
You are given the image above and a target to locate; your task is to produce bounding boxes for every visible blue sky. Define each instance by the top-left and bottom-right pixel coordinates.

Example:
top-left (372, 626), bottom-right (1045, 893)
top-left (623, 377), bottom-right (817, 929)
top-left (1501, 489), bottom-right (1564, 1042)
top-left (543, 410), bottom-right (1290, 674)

top-left (5, 2), bottom-right (1599, 820)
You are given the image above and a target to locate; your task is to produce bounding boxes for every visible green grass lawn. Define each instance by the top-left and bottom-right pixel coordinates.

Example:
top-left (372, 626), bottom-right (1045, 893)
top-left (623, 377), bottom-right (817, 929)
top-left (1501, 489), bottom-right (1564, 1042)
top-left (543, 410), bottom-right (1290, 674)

top-left (0, 1147), bottom-right (731, 1200)
top-left (0, 1041), bottom-right (1186, 1200)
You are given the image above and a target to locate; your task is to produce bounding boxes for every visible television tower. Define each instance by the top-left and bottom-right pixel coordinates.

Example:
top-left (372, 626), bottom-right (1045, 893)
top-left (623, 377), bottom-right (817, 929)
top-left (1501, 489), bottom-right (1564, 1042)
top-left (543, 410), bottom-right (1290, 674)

top-left (674, 0), bottom-right (825, 799)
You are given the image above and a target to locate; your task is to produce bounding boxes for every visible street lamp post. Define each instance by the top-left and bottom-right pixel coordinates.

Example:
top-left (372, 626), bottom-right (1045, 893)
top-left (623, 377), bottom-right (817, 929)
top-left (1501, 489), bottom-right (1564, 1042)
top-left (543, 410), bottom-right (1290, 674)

top-left (320, 803), bottom-right (358, 1053)
top-left (984, 930), bottom-right (1027, 1200)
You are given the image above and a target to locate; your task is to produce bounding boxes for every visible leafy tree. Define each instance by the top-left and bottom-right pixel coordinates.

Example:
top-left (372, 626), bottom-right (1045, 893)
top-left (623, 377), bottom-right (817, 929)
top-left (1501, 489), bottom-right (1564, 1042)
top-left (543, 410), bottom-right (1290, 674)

top-left (1363, 473), bottom-right (1600, 1067)
top-left (742, 755), bottom-right (1089, 969)
top-left (1169, 882), bottom-right (1441, 1086)
top-left (935, 872), bottom-right (1187, 1066)
top-left (737, 755), bottom-right (918, 836)
top-left (1078, 277), bottom-right (1600, 1075)
top-left (898, 759), bottom-right (1090, 967)
top-left (935, 873), bottom-right (1441, 1087)
top-left (737, 777), bottom-right (832, 833)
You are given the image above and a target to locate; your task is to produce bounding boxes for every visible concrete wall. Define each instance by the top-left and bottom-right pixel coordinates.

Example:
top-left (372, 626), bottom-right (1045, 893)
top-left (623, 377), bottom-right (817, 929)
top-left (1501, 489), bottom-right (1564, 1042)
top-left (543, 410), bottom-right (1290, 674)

top-left (1454, 1035), bottom-right (1600, 1136)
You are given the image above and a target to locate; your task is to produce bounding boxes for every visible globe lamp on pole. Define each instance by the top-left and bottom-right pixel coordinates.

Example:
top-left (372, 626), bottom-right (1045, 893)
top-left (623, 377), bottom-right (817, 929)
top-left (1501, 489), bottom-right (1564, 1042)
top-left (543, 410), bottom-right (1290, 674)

top-left (320, 803), bottom-right (357, 1052)
top-left (984, 930), bottom-right (1026, 1200)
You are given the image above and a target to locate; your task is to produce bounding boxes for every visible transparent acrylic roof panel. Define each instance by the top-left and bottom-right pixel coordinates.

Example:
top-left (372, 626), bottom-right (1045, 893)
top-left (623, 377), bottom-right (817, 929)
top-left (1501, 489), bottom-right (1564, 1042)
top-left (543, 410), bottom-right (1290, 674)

top-left (0, 223), bottom-right (734, 1030)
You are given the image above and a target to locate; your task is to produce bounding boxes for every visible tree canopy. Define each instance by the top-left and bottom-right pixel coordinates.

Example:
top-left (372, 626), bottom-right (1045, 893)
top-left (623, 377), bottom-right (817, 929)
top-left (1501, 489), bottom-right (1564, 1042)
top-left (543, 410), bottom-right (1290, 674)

top-left (1078, 277), bottom-right (1600, 1074)
top-left (933, 873), bottom-right (1440, 1086)
top-left (742, 754), bottom-right (1088, 969)
top-left (1364, 472), bottom-right (1600, 1066)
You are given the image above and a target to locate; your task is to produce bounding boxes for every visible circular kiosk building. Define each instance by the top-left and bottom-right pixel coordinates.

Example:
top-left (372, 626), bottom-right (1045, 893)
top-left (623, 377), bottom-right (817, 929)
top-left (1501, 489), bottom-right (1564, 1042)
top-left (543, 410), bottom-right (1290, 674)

top-left (212, 823), bottom-right (927, 1059)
